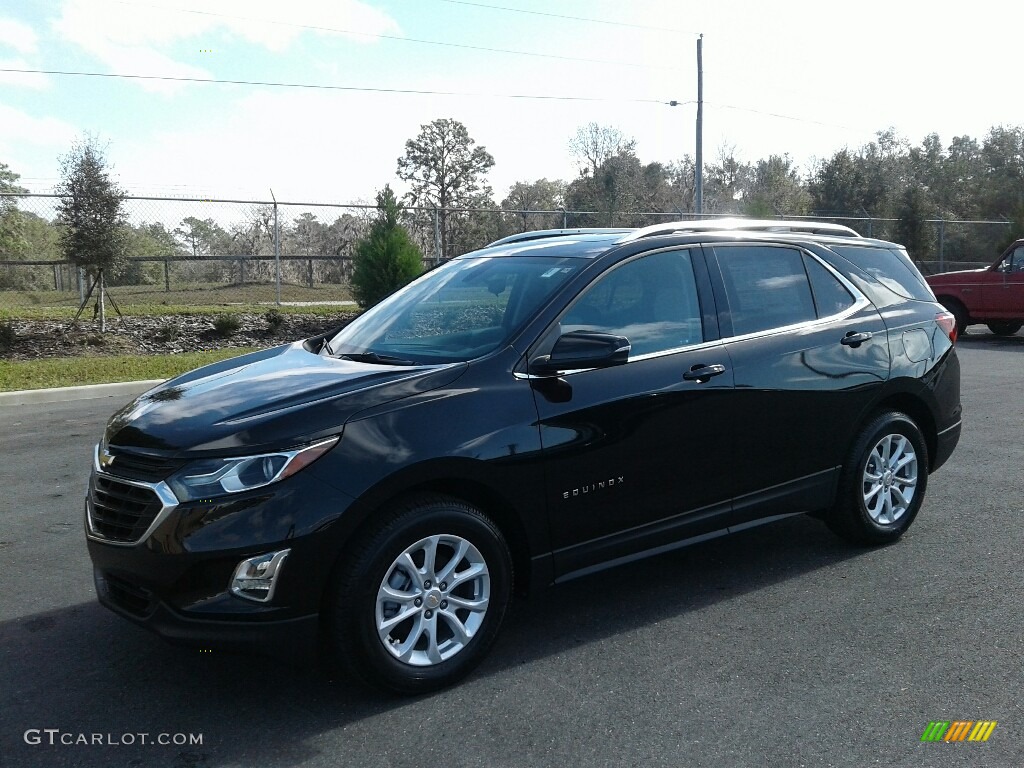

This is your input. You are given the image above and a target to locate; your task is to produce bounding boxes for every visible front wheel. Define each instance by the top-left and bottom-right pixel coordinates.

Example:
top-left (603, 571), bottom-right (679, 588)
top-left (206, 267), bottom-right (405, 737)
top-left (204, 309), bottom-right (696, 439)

top-left (325, 495), bottom-right (512, 694)
top-left (986, 321), bottom-right (1022, 336)
top-left (826, 411), bottom-right (929, 545)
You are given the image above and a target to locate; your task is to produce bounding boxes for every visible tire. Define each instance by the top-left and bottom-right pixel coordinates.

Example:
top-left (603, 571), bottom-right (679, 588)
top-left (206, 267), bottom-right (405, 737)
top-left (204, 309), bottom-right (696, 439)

top-left (986, 321), bottom-right (1022, 336)
top-left (325, 495), bottom-right (512, 694)
top-left (826, 411), bottom-right (929, 545)
top-left (939, 298), bottom-right (968, 338)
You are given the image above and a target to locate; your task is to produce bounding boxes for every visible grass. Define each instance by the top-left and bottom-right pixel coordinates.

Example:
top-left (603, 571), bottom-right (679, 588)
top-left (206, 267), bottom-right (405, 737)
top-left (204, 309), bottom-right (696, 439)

top-left (0, 302), bottom-right (353, 321)
top-left (0, 281), bottom-right (354, 320)
top-left (0, 347), bottom-right (260, 392)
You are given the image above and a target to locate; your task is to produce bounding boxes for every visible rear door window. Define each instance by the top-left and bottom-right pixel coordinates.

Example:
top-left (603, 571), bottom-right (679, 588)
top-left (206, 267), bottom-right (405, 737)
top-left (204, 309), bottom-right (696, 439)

top-left (713, 246), bottom-right (817, 336)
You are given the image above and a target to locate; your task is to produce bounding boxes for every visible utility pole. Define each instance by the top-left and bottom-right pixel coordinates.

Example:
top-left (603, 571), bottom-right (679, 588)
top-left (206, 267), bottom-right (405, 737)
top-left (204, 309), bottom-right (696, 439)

top-left (695, 34), bottom-right (704, 217)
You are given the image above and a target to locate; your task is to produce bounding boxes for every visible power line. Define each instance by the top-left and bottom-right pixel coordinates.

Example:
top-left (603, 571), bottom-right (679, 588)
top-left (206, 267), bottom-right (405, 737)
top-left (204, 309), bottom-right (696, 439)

top-left (0, 68), bottom-right (686, 105)
top-left (705, 102), bottom-right (856, 130)
top-left (435, 0), bottom-right (698, 35)
top-left (106, 0), bottom-right (684, 72)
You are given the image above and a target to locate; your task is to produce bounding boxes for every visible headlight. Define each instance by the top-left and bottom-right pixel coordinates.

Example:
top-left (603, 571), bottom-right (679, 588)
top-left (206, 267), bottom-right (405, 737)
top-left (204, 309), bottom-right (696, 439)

top-left (166, 437), bottom-right (338, 502)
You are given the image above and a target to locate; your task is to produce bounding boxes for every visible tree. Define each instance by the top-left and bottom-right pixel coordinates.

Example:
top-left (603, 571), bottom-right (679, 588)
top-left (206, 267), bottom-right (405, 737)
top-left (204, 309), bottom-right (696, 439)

top-left (55, 137), bottom-right (127, 329)
top-left (397, 118), bottom-right (495, 259)
top-left (564, 147), bottom-right (673, 227)
top-left (0, 161), bottom-right (29, 262)
top-left (350, 185), bottom-right (423, 308)
top-left (894, 185), bottom-right (931, 259)
top-left (173, 216), bottom-right (232, 283)
top-left (115, 222), bottom-right (180, 287)
top-left (502, 178), bottom-right (566, 232)
top-left (700, 145), bottom-right (752, 214)
top-left (743, 154), bottom-right (810, 217)
top-left (808, 149), bottom-right (867, 216)
top-left (568, 123), bottom-right (636, 177)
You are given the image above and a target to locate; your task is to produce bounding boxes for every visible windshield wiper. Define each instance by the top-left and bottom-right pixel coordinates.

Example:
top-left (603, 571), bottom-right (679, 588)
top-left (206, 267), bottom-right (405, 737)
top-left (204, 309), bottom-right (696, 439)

top-left (320, 337), bottom-right (335, 356)
top-left (339, 351), bottom-right (416, 366)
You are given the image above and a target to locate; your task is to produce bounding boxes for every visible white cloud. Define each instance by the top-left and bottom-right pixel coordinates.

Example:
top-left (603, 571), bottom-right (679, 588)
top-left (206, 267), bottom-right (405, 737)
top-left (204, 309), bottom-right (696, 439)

top-left (0, 17), bottom-right (38, 54)
top-left (0, 58), bottom-right (49, 89)
top-left (53, 0), bottom-right (401, 70)
top-left (115, 86), bottom-right (417, 202)
top-left (0, 105), bottom-right (78, 152)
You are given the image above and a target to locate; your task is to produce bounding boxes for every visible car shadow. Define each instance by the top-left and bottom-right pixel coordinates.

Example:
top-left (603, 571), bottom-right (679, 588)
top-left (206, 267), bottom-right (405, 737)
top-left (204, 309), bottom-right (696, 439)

top-left (959, 326), bottom-right (1024, 350)
top-left (0, 515), bottom-right (864, 767)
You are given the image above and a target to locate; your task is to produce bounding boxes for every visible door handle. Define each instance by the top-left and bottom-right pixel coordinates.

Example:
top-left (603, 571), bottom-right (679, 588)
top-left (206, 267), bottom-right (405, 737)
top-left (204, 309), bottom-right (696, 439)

top-left (841, 331), bottom-right (873, 348)
top-left (683, 363), bottom-right (726, 382)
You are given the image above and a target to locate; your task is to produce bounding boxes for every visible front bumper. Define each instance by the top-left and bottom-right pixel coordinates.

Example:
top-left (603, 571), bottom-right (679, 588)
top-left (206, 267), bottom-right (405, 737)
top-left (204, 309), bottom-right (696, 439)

top-left (94, 567), bottom-right (320, 658)
top-left (86, 462), bottom-right (356, 656)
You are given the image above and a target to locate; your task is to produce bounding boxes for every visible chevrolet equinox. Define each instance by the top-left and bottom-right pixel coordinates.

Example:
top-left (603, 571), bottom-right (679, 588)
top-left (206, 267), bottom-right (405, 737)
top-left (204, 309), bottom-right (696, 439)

top-left (86, 222), bottom-right (962, 693)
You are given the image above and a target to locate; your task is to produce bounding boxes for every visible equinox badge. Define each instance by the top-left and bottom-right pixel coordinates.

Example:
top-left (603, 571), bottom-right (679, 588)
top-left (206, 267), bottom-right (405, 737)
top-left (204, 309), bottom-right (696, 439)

top-left (563, 476), bottom-right (624, 499)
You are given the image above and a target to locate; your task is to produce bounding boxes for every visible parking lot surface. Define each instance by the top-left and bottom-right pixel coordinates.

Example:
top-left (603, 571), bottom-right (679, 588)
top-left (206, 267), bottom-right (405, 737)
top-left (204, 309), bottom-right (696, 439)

top-left (1, 332), bottom-right (1022, 767)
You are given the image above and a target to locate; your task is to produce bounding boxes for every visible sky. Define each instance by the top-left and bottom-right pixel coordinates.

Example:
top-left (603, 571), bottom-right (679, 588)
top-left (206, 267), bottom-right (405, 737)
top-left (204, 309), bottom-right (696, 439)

top-left (0, 0), bottom-right (1021, 206)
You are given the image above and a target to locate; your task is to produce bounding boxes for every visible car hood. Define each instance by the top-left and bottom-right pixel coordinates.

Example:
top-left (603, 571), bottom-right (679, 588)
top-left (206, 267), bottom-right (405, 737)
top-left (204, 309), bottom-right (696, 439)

top-left (104, 342), bottom-right (467, 455)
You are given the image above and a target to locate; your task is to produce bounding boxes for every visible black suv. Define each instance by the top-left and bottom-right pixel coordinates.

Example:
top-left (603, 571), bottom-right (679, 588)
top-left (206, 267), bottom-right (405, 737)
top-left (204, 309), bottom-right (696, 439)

top-left (86, 223), bottom-right (961, 693)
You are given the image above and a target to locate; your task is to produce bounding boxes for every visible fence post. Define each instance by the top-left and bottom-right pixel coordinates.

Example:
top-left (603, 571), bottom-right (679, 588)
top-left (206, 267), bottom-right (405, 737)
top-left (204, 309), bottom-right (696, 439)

top-left (78, 267), bottom-right (85, 306)
top-left (938, 219), bottom-right (946, 272)
top-left (562, 208), bottom-right (567, 228)
top-left (434, 207), bottom-right (442, 263)
top-left (271, 192), bottom-right (281, 306)
top-left (164, 258), bottom-right (170, 292)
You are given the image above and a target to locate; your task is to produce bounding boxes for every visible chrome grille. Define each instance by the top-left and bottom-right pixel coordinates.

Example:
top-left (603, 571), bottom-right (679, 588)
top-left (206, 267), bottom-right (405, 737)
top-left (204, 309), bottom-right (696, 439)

top-left (104, 450), bottom-right (186, 483)
top-left (89, 474), bottom-right (164, 543)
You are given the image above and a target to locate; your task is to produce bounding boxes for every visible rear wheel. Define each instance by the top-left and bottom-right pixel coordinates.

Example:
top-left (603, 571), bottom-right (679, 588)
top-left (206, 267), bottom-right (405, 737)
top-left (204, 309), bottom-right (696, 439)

top-left (986, 321), bottom-right (1022, 336)
top-left (826, 411), bottom-right (929, 545)
top-left (326, 495), bottom-right (512, 694)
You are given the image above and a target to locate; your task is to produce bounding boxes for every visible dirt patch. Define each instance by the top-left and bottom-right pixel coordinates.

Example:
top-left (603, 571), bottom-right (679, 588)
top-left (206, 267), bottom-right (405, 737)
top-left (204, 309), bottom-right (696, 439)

top-left (0, 311), bottom-right (359, 361)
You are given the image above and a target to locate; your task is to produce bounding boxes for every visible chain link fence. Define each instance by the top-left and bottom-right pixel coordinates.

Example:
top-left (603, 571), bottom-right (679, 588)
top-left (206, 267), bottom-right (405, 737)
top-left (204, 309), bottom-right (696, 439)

top-left (0, 193), bottom-right (1013, 314)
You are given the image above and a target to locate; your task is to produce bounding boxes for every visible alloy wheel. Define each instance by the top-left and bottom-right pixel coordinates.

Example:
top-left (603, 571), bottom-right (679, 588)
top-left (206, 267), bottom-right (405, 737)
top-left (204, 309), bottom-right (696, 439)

top-left (375, 534), bottom-right (490, 666)
top-left (862, 433), bottom-right (918, 526)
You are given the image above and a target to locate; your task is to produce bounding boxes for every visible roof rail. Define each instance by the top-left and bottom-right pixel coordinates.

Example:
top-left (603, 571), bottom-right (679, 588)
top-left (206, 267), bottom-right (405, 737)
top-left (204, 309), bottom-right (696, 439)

top-left (616, 218), bottom-right (862, 242)
top-left (485, 228), bottom-right (634, 248)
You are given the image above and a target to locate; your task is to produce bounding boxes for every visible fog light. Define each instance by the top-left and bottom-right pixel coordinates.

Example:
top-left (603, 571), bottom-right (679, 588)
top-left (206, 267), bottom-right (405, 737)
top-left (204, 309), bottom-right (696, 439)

top-left (230, 549), bottom-right (290, 603)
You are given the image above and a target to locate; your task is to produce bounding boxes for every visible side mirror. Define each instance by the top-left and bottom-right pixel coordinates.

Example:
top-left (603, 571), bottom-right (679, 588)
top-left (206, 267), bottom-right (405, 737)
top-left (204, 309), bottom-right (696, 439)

top-left (530, 331), bottom-right (630, 375)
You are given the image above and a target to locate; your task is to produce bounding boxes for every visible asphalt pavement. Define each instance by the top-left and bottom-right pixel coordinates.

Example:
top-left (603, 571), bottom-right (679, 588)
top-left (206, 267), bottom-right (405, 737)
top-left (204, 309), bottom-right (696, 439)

top-left (1, 332), bottom-right (1022, 768)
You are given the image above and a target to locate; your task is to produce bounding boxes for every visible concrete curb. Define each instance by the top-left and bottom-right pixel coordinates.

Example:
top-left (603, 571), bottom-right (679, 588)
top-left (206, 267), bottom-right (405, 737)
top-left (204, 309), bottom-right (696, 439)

top-left (0, 379), bottom-right (165, 407)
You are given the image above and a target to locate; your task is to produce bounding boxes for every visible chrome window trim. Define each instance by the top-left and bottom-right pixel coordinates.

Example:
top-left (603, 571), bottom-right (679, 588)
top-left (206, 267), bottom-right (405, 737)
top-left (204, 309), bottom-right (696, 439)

top-left (86, 444), bottom-right (180, 547)
top-left (514, 337), bottom-right (725, 379)
top-left (711, 243), bottom-right (870, 343)
top-left (515, 243), bottom-right (873, 379)
top-left (715, 296), bottom-right (870, 346)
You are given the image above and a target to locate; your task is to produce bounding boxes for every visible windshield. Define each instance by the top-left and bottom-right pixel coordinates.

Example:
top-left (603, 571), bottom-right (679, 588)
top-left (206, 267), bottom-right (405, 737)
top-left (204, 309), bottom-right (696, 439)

top-left (326, 255), bottom-right (582, 364)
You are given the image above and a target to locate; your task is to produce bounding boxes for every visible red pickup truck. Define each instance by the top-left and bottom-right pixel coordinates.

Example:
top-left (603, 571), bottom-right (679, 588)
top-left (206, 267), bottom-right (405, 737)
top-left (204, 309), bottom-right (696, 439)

top-left (927, 239), bottom-right (1024, 336)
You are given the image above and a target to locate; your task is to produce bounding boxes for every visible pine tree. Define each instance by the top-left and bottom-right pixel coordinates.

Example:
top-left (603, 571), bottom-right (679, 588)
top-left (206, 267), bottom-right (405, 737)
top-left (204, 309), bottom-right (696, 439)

top-left (55, 137), bottom-right (127, 330)
top-left (351, 186), bottom-right (423, 308)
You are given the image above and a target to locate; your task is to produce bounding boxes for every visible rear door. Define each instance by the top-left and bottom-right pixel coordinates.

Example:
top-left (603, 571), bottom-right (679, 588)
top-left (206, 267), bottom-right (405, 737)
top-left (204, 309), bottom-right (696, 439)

top-left (705, 243), bottom-right (891, 524)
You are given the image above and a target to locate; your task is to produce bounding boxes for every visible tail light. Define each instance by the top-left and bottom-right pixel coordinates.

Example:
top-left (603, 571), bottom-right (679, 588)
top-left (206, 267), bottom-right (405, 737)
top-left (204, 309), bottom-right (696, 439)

top-left (936, 311), bottom-right (957, 344)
